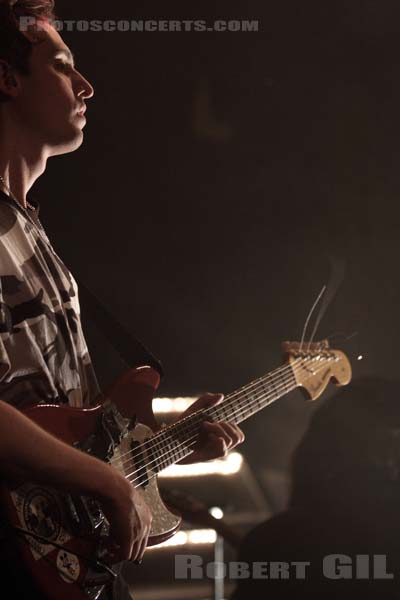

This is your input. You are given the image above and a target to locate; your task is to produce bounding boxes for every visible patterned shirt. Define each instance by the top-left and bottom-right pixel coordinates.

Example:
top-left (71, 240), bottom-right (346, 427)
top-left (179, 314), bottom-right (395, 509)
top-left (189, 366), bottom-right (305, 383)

top-left (0, 191), bottom-right (100, 409)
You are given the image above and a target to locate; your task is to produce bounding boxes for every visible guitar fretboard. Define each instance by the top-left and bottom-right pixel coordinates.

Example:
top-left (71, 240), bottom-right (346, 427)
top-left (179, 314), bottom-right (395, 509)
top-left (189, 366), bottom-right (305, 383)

top-left (144, 363), bottom-right (297, 473)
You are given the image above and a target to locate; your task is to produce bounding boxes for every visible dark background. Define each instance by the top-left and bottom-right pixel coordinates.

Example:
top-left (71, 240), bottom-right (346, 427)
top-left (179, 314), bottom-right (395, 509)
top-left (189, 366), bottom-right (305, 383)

top-left (34, 1), bottom-right (400, 501)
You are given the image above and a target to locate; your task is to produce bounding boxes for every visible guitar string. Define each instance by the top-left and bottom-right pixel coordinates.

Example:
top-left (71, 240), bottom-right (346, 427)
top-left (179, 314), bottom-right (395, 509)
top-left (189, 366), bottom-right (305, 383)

top-left (117, 356), bottom-right (337, 485)
top-left (128, 355), bottom-right (337, 489)
top-left (113, 357), bottom-right (334, 489)
top-left (14, 368), bottom-right (297, 580)
top-left (128, 378), bottom-right (297, 488)
top-left (109, 361), bottom-right (299, 485)
top-left (113, 353), bottom-right (333, 473)
top-left (109, 358), bottom-right (302, 470)
top-left (110, 357), bottom-right (304, 468)
top-left (109, 359), bottom-right (299, 471)
top-left (111, 355), bottom-right (330, 478)
top-left (15, 357), bottom-right (336, 570)
top-left (130, 384), bottom-right (294, 488)
top-left (125, 359), bottom-right (328, 486)
top-left (15, 354), bottom-right (340, 568)
top-left (299, 285), bottom-right (327, 350)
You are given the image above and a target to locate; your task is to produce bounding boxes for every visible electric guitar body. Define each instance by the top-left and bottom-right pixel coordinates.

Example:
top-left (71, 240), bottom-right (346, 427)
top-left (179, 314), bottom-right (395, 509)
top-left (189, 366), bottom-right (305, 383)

top-left (0, 366), bottom-right (180, 600)
top-left (0, 341), bottom-right (352, 600)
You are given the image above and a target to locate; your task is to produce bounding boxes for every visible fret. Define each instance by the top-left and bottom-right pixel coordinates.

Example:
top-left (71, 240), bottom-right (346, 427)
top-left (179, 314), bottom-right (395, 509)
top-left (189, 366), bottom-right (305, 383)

top-left (157, 434), bottom-right (171, 471)
top-left (271, 371), bottom-right (283, 400)
top-left (241, 390), bottom-right (254, 420)
top-left (278, 373), bottom-right (287, 396)
top-left (181, 417), bottom-right (196, 442)
top-left (217, 402), bottom-right (230, 422)
top-left (214, 402), bottom-right (231, 423)
top-left (288, 365), bottom-right (297, 388)
top-left (254, 388), bottom-right (264, 409)
top-left (238, 391), bottom-right (251, 421)
top-left (266, 372), bottom-right (280, 402)
top-left (251, 390), bottom-right (264, 416)
top-left (242, 391), bottom-right (255, 420)
top-left (250, 388), bottom-right (266, 417)
top-left (260, 379), bottom-right (271, 408)
top-left (229, 391), bottom-right (251, 424)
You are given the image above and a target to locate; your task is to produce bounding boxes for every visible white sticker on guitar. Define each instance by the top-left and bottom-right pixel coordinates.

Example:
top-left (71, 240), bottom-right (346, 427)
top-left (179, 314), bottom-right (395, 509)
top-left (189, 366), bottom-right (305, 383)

top-left (56, 550), bottom-right (80, 583)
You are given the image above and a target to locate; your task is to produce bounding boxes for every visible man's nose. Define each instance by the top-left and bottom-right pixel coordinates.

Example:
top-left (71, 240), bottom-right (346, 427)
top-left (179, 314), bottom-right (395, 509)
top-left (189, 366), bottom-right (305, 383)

top-left (75, 70), bottom-right (94, 100)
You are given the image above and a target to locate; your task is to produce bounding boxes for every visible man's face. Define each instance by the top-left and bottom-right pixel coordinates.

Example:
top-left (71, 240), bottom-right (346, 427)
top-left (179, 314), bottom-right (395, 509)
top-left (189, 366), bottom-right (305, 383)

top-left (12, 22), bottom-right (94, 156)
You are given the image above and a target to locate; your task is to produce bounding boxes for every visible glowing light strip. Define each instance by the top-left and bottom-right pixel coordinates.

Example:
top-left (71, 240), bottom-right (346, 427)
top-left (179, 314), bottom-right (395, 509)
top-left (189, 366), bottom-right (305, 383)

top-left (159, 451), bottom-right (243, 477)
top-left (149, 529), bottom-right (217, 549)
top-left (153, 397), bottom-right (196, 414)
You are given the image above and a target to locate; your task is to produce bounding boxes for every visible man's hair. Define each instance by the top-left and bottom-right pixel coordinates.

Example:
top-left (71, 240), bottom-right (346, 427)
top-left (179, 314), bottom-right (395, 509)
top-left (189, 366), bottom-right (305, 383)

top-left (0, 0), bottom-right (55, 101)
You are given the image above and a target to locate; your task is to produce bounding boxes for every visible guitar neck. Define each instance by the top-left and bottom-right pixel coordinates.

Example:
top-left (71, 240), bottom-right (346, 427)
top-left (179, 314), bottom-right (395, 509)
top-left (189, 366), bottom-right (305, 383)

top-left (145, 362), bottom-right (298, 473)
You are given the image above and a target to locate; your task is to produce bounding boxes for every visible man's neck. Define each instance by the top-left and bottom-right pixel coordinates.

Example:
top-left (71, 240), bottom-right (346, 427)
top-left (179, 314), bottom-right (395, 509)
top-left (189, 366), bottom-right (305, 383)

top-left (0, 116), bottom-right (48, 208)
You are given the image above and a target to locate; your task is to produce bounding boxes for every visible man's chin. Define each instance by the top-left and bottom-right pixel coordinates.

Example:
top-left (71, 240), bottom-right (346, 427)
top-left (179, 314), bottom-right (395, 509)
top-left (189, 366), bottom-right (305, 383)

top-left (49, 130), bottom-right (85, 157)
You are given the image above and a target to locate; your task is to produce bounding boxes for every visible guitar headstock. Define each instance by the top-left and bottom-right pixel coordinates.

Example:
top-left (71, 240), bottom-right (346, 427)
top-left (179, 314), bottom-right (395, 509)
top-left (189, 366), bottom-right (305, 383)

top-left (282, 340), bottom-right (352, 401)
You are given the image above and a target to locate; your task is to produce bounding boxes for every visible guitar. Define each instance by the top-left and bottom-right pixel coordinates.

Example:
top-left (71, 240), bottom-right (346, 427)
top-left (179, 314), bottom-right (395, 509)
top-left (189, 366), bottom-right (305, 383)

top-left (0, 340), bottom-right (351, 600)
top-left (160, 487), bottom-right (244, 548)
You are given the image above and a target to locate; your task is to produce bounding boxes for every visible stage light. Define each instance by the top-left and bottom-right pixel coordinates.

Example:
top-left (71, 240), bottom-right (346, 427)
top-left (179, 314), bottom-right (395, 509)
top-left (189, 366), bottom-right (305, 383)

top-left (209, 507), bottom-right (224, 519)
top-left (159, 452), bottom-right (243, 477)
top-left (148, 529), bottom-right (217, 549)
top-left (153, 397), bottom-right (196, 414)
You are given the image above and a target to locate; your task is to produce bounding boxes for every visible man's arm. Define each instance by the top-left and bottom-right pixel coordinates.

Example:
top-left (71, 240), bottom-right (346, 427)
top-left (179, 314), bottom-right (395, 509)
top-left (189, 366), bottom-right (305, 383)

top-left (0, 400), bottom-right (151, 561)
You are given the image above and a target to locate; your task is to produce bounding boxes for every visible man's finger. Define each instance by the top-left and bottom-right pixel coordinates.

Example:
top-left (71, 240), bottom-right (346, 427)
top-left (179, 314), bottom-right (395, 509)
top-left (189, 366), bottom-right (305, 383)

top-left (131, 539), bottom-right (141, 562)
top-left (137, 527), bottom-right (151, 562)
top-left (120, 539), bottom-right (134, 562)
top-left (182, 393), bottom-right (224, 417)
top-left (218, 422), bottom-right (245, 447)
top-left (111, 528), bottom-right (133, 561)
top-left (203, 421), bottom-right (234, 447)
top-left (201, 432), bottom-right (228, 460)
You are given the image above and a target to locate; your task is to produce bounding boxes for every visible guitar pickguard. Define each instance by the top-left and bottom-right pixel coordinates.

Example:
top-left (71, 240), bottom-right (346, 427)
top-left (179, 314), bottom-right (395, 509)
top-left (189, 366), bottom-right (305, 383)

top-left (112, 423), bottom-right (181, 541)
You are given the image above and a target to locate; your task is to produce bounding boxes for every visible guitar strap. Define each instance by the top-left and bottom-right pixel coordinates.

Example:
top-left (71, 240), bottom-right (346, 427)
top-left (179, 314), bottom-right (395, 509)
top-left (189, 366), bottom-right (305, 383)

top-left (77, 279), bottom-right (164, 378)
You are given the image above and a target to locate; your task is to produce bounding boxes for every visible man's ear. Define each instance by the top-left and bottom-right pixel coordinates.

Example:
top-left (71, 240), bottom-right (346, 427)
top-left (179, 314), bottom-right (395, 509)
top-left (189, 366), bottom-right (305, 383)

top-left (0, 60), bottom-right (20, 98)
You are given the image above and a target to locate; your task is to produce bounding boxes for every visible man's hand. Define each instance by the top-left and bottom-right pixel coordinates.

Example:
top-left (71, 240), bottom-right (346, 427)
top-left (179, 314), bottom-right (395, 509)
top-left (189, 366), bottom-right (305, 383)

top-left (177, 393), bottom-right (245, 464)
top-left (101, 469), bottom-right (152, 562)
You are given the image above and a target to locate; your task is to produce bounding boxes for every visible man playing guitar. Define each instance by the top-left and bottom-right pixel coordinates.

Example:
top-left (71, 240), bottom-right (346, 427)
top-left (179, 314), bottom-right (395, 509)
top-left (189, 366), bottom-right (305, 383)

top-left (0, 1), bottom-right (244, 597)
